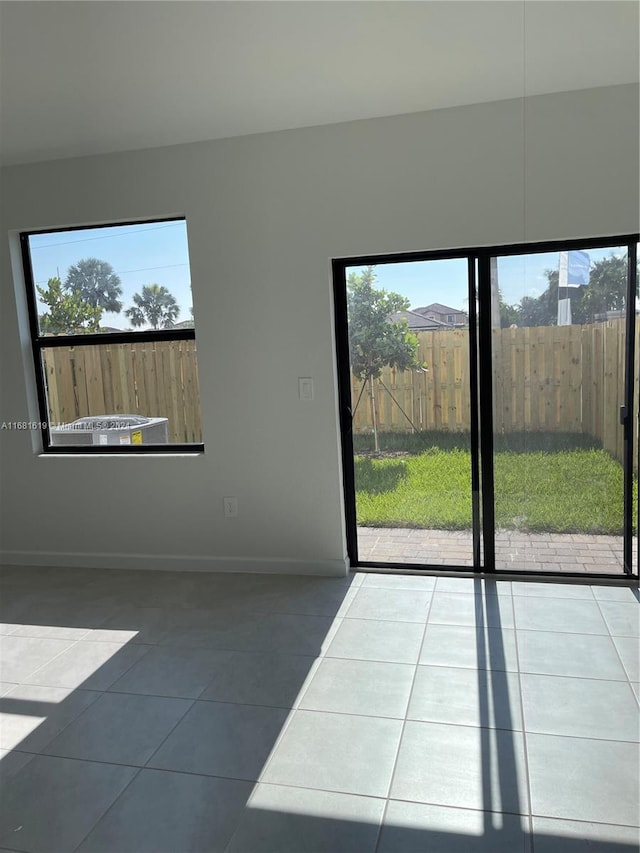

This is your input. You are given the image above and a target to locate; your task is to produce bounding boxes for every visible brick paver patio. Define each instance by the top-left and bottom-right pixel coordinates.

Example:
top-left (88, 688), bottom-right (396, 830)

top-left (357, 527), bottom-right (638, 575)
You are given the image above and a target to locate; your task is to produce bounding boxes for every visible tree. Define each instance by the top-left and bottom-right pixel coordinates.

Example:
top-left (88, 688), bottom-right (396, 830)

top-left (65, 258), bottom-right (123, 313)
top-left (125, 284), bottom-right (180, 330)
top-left (509, 253), bottom-right (635, 327)
top-left (578, 253), bottom-right (628, 323)
top-left (516, 280), bottom-right (559, 327)
top-left (498, 290), bottom-right (520, 327)
top-left (347, 266), bottom-right (423, 451)
top-left (37, 276), bottom-right (102, 334)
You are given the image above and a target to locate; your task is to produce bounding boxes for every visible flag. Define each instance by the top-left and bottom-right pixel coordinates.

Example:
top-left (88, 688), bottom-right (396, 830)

top-left (557, 250), bottom-right (589, 326)
top-left (568, 250), bottom-right (590, 286)
top-left (559, 250), bottom-right (590, 289)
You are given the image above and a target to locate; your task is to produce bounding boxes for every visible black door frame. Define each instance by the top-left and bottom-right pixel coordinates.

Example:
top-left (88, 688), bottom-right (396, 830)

top-left (333, 234), bottom-right (639, 580)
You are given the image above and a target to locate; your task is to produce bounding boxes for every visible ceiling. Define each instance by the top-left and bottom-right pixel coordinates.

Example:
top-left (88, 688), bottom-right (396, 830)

top-left (0, 1), bottom-right (638, 166)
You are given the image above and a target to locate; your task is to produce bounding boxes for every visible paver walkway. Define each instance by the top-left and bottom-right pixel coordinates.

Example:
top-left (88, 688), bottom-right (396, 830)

top-left (357, 527), bottom-right (637, 575)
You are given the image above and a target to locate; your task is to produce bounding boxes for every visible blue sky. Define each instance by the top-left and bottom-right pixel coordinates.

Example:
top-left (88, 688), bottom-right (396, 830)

top-left (28, 222), bottom-right (627, 329)
top-left (28, 220), bottom-right (193, 329)
top-left (348, 245), bottom-right (627, 313)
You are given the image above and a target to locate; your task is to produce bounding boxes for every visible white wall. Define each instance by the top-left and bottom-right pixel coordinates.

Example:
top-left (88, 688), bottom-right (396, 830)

top-left (1, 85), bottom-right (638, 574)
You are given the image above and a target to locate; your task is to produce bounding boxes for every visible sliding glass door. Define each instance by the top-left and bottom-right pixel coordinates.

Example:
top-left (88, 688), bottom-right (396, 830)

top-left (488, 245), bottom-right (632, 574)
top-left (341, 257), bottom-right (477, 568)
top-left (334, 235), bottom-right (638, 578)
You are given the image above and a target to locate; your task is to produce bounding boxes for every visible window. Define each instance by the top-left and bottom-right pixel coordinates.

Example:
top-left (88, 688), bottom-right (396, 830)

top-left (447, 313), bottom-right (455, 324)
top-left (20, 218), bottom-right (203, 452)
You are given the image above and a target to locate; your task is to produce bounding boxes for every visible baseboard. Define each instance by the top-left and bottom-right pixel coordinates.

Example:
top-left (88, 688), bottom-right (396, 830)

top-left (0, 550), bottom-right (349, 577)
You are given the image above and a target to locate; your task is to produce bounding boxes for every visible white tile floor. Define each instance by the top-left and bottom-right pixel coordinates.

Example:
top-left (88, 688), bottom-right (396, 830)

top-left (0, 565), bottom-right (638, 853)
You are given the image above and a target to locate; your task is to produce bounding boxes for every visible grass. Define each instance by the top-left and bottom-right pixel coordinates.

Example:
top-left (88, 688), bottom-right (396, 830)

top-left (355, 444), bottom-right (634, 535)
top-left (353, 430), bottom-right (602, 455)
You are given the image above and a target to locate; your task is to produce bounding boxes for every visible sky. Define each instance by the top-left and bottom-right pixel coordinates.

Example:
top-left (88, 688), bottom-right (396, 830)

top-left (347, 245), bottom-right (628, 313)
top-left (28, 220), bottom-right (193, 330)
top-left (28, 222), bottom-right (629, 330)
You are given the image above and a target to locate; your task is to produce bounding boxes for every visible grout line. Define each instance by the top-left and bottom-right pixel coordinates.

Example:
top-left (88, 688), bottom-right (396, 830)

top-left (138, 695), bottom-right (198, 773)
top-left (4, 569), bottom-right (638, 852)
top-left (17, 742), bottom-right (594, 819)
top-left (373, 587), bottom-right (437, 853)
top-left (528, 813), bottom-right (640, 831)
top-left (8, 635), bottom-right (88, 684)
top-left (2, 685), bottom-right (105, 754)
top-left (69, 764), bottom-right (144, 853)
top-left (592, 594), bottom-right (638, 683)
top-left (514, 597), bottom-right (540, 839)
top-left (102, 686), bottom-right (315, 709)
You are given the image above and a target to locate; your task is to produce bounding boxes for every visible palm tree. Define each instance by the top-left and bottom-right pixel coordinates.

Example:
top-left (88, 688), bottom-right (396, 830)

top-left (64, 258), bottom-right (123, 313)
top-left (125, 284), bottom-right (180, 329)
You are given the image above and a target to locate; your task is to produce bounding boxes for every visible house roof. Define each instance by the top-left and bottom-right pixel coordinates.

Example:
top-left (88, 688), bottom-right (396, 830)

top-left (389, 310), bottom-right (452, 331)
top-left (414, 303), bottom-right (465, 317)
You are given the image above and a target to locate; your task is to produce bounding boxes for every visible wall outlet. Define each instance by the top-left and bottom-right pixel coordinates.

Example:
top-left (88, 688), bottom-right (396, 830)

top-left (223, 496), bottom-right (238, 517)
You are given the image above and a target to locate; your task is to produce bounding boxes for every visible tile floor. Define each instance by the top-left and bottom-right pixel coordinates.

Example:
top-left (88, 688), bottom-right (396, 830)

top-left (0, 565), bottom-right (638, 852)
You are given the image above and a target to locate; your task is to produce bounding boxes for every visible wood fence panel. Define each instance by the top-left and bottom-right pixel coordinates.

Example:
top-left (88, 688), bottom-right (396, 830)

top-left (70, 349), bottom-right (88, 418)
top-left (533, 327), bottom-right (549, 430)
top-left (158, 344), bottom-right (174, 428)
top-left (581, 326), bottom-right (593, 438)
top-left (614, 322), bottom-right (624, 463)
top-left (43, 339), bottom-right (203, 443)
top-left (138, 344), bottom-right (157, 417)
top-left (500, 326), bottom-right (516, 432)
top-left (183, 342), bottom-right (202, 442)
top-left (601, 322), bottom-right (623, 460)
top-left (170, 345), bottom-right (183, 438)
top-left (423, 333), bottom-right (436, 429)
top-left (378, 367), bottom-right (392, 431)
top-left (159, 343), bottom-right (173, 441)
top-left (42, 321), bottom-right (629, 452)
top-left (448, 330), bottom-right (464, 429)
top-left (109, 345), bottom-right (123, 414)
top-left (86, 346), bottom-right (107, 415)
top-left (591, 325), bottom-right (604, 448)
top-left (458, 330), bottom-right (470, 429)
top-left (522, 327), bottom-right (531, 428)
top-left (348, 321), bottom-right (628, 461)
top-left (155, 343), bottom-right (168, 418)
top-left (513, 327), bottom-right (523, 431)
top-left (440, 333), bottom-right (452, 429)
top-left (57, 348), bottom-right (78, 422)
top-left (437, 334), bottom-right (448, 428)
top-left (552, 329), bottom-right (565, 429)
top-left (42, 350), bottom-right (60, 423)
top-left (563, 325), bottom-right (582, 432)
top-left (413, 370), bottom-right (427, 431)
top-left (100, 347), bottom-right (115, 414)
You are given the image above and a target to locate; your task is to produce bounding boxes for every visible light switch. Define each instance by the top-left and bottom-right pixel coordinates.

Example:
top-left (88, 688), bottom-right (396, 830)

top-left (299, 377), bottom-right (314, 401)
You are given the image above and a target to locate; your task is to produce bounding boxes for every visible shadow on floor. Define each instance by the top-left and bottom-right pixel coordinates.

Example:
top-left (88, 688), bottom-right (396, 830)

top-left (0, 565), bottom-right (637, 852)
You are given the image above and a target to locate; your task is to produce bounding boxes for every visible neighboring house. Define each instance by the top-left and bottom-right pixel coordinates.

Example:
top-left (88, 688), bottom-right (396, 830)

top-left (390, 303), bottom-right (468, 331)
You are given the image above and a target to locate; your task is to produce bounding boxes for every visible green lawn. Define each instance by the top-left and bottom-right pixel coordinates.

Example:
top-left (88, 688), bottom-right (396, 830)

top-left (355, 447), bottom-right (633, 535)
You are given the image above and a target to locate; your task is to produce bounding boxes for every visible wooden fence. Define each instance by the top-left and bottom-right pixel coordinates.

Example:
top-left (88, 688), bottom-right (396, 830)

top-left (41, 321), bottom-right (634, 459)
top-left (43, 340), bottom-right (202, 444)
top-left (351, 319), bottom-right (637, 463)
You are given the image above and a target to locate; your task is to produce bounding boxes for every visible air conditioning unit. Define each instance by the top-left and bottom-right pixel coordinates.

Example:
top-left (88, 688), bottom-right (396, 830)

top-left (50, 415), bottom-right (169, 447)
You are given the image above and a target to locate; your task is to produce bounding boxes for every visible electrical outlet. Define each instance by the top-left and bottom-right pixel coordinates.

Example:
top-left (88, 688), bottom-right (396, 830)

top-left (223, 496), bottom-right (238, 517)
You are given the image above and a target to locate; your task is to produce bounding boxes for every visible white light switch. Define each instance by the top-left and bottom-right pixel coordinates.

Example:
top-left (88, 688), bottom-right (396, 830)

top-left (299, 377), bottom-right (314, 401)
